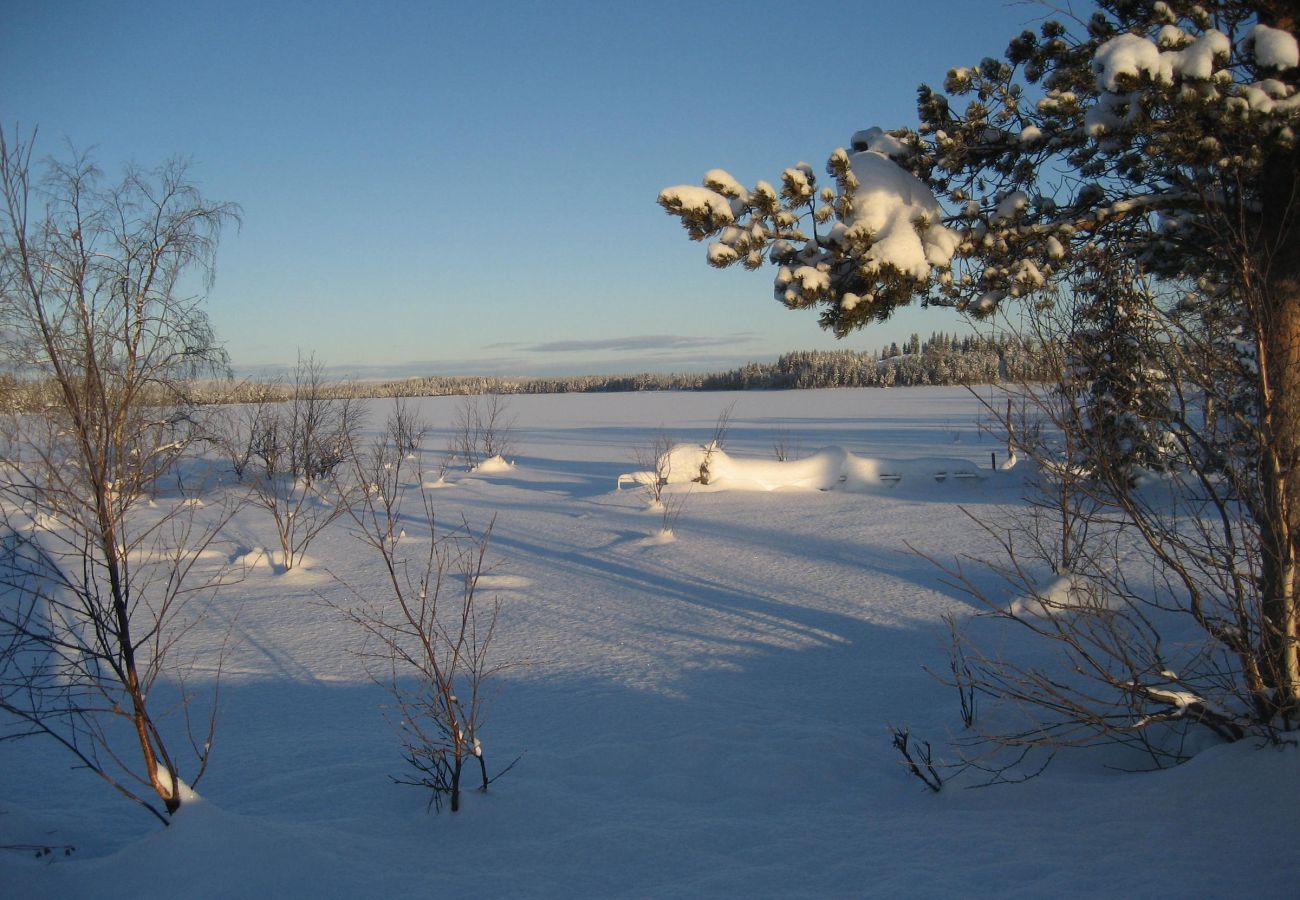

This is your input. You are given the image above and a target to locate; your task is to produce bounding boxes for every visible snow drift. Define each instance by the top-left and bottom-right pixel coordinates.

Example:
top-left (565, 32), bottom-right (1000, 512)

top-left (619, 444), bottom-right (983, 492)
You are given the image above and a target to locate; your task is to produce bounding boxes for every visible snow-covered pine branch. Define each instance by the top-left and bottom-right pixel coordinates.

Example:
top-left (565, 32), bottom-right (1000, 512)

top-left (661, 3), bottom-right (1299, 331)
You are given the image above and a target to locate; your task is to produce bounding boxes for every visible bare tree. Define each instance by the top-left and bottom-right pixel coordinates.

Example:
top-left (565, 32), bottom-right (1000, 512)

top-left (285, 353), bottom-right (363, 487)
top-left (772, 427), bottom-right (803, 463)
top-left (386, 397), bottom-right (427, 460)
top-left (237, 355), bottom-right (363, 572)
top-left (453, 393), bottom-right (515, 467)
top-left (241, 467), bottom-right (354, 573)
top-left (0, 128), bottom-right (240, 821)
top-left (206, 379), bottom-right (281, 481)
top-left (697, 401), bottom-right (736, 486)
top-left (632, 430), bottom-right (676, 508)
top-left (922, 289), bottom-right (1295, 774)
top-left (632, 430), bottom-right (690, 537)
top-left (332, 406), bottom-right (510, 811)
top-left (427, 439), bottom-right (457, 486)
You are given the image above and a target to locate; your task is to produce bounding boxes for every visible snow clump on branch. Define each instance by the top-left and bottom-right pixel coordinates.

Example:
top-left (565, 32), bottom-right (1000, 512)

top-left (657, 125), bottom-right (958, 322)
top-left (1249, 23), bottom-right (1300, 71)
top-left (835, 148), bottom-right (959, 281)
top-left (659, 4), bottom-right (1300, 334)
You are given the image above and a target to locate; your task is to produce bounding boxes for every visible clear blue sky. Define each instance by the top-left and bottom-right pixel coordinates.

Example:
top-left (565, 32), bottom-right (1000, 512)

top-left (3, 1), bottom-right (1053, 377)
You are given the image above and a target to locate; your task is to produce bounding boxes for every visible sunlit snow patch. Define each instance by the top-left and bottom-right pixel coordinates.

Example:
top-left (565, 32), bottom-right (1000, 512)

top-left (618, 445), bottom-right (983, 492)
top-left (1010, 573), bottom-right (1115, 618)
top-left (472, 455), bottom-right (515, 474)
top-left (472, 574), bottom-right (532, 590)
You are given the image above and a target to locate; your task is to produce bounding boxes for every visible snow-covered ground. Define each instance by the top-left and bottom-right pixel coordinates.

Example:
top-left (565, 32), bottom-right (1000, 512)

top-left (3, 387), bottom-right (1296, 898)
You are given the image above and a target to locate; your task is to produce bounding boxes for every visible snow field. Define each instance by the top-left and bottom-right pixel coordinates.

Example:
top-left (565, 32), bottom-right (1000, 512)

top-left (2, 387), bottom-right (1296, 898)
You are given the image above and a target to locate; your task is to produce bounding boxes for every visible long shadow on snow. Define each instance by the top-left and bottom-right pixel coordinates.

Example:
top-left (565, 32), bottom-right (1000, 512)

top-left (383, 475), bottom-right (1012, 637)
top-left (1, 618), bottom-right (942, 889)
top-left (414, 476), bottom-right (1001, 623)
top-left (482, 527), bottom-right (859, 651)
top-left (461, 455), bottom-right (628, 499)
top-left (446, 484), bottom-right (977, 651)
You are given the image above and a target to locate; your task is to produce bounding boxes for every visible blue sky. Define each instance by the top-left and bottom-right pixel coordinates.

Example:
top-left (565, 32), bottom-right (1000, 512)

top-left (4, 1), bottom-right (1050, 377)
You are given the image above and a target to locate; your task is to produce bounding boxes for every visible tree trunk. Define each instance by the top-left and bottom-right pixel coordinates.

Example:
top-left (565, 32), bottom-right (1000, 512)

top-left (1257, 289), bottom-right (1300, 714)
top-left (1256, 144), bottom-right (1300, 717)
top-left (450, 756), bottom-right (462, 812)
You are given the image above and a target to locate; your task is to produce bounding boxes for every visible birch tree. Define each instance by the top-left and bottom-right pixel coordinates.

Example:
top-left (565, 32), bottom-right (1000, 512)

top-left (0, 129), bottom-right (240, 821)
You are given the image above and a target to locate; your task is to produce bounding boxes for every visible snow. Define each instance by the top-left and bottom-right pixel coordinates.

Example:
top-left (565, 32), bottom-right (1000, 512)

top-left (472, 454), bottom-right (514, 473)
top-left (151, 766), bottom-right (201, 805)
top-left (656, 184), bottom-right (735, 224)
top-left (1090, 23), bottom-right (1296, 127)
top-left (622, 443), bottom-right (983, 493)
top-left (1010, 572), bottom-right (1104, 618)
top-left (992, 190), bottom-right (1029, 224)
top-left (1093, 33), bottom-right (1166, 91)
top-left (840, 148), bottom-right (960, 280)
top-left (1164, 29), bottom-right (1229, 81)
top-left (1242, 78), bottom-right (1294, 113)
top-left (3, 387), bottom-right (1297, 898)
top-left (1017, 125), bottom-right (1043, 144)
top-left (781, 165), bottom-right (814, 199)
top-left (703, 168), bottom-right (749, 201)
top-left (1249, 23), bottom-right (1300, 70)
top-left (1084, 91), bottom-right (1128, 138)
top-left (1010, 259), bottom-right (1046, 291)
top-left (1155, 24), bottom-right (1189, 49)
top-left (850, 126), bottom-right (907, 158)
top-left (790, 264), bottom-right (830, 294)
top-left (707, 242), bottom-right (740, 266)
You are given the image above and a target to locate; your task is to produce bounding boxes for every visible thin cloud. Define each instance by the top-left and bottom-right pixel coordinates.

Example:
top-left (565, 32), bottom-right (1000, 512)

top-left (524, 333), bottom-right (757, 354)
top-left (231, 334), bottom-right (768, 380)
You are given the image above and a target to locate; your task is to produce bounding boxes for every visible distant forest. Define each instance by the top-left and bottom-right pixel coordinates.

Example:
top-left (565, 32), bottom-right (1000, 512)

top-left (244, 331), bottom-right (1052, 400)
top-left (1, 333), bottom-right (1054, 410)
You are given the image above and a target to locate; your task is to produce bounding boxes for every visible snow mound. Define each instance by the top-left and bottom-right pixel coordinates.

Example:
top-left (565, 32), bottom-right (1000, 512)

top-left (473, 455), bottom-right (514, 474)
top-left (1010, 573), bottom-right (1111, 617)
top-left (619, 445), bottom-right (983, 492)
top-left (632, 528), bottom-right (677, 547)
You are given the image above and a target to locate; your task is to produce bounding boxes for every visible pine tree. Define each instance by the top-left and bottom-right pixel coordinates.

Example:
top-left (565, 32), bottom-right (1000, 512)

top-left (660, 1), bottom-right (1300, 737)
top-left (1070, 268), bottom-right (1175, 481)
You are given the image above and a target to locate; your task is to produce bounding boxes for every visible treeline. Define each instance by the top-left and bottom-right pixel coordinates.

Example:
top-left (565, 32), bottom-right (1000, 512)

top-left (294, 332), bottom-right (1048, 398)
top-left (1, 332), bottom-right (1053, 410)
top-left (701, 332), bottom-right (1051, 390)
